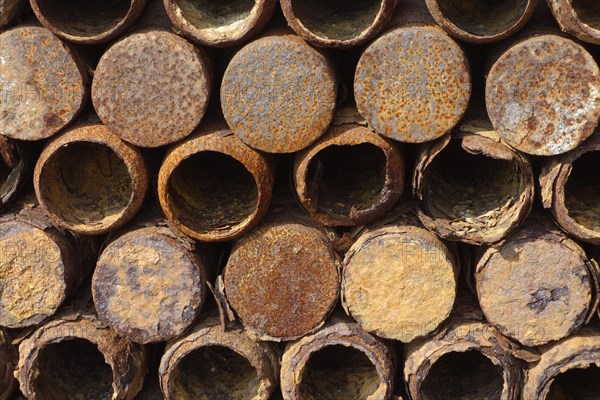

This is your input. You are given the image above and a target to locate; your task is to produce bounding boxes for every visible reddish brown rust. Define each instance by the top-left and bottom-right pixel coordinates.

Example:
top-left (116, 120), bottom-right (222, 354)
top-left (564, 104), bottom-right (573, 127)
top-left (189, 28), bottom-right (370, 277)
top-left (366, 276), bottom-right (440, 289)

top-left (92, 30), bottom-right (212, 148)
top-left (548, 0), bottom-right (600, 44)
top-left (159, 318), bottom-right (279, 400)
top-left (293, 109), bottom-right (404, 227)
top-left (158, 121), bottom-right (274, 242)
top-left (280, 0), bottom-right (397, 48)
top-left (474, 216), bottom-right (599, 347)
top-left (424, 0), bottom-right (537, 43)
top-left (0, 136), bottom-right (31, 212)
top-left (221, 32), bottom-right (337, 153)
top-left (223, 210), bottom-right (340, 341)
top-left (16, 312), bottom-right (147, 400)
top-left (280, 320), bottom-right (395, 400)
top-left (0, 0), bottom-right (26, 27)
top-left (0, 329), bottom-right (17, 400)
top-left (486, 34), bottom-right (600, 156)
top-left (354, 21), bottom-right (471, 143)
top-left (523, 329), bottom-right (600, 399)
top-left (92, 219), bottom-right (209, 344)
top-left (413, 118), bottom-right (534, 245)
top-left (0, 26), bottom-right (88, 141)
top-left (29, 0), bottom-right (148, 44)
top-left (163, 0), bottom-right (277, 47)
top-left (34, 122), bottom-right (148, 235)
top-left (540, 131), bottom-right (600, 245)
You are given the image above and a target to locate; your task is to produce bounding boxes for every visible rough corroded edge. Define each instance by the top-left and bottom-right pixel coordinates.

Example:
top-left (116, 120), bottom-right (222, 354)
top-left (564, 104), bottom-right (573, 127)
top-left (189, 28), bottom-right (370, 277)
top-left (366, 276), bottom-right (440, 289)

top-left (16, 311), bottom-right (147, 400)
top-left (0, 0), bottom-right (26, 28)
top-left (0, 329), bottom-right (16, 400)
top-left (159, 318), bottom-right (279, 400)
top-left (0, 136), bottom-right (31, 212)
top-left (280, 320), bottom-right (395, 400)
top-left (33, 122), bottom-right (149, 235)
top-left (547, 0), bottom-right (600, 45)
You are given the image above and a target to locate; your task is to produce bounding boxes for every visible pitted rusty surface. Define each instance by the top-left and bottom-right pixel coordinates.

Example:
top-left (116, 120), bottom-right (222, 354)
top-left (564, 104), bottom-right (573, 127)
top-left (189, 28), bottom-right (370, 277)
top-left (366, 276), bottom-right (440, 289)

top-left (221, 34), bottom-right (337, 153)
top-left (92, 30), bottom-right (212, 148)
top-left (486, 34), bottom-right (600, 156)
top-left (354, 25), bottom-right (471, 143)
top-left (548, 0), bottom-right (600, 45)
top-left (0, 0), bottom-right (26, 27)
top-left (0, 26), bottom-right (88, 141)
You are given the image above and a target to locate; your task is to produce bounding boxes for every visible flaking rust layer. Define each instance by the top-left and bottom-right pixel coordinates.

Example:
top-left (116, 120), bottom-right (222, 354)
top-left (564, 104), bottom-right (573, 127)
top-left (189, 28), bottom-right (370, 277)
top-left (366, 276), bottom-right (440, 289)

top-left (0, 135), bottom-right (31, 211)
top-left (0, 329), bottom-right (16, 400)
top-left (0, 0), bottom-right (26, 27)
top-left (548, 0), bottom-right (600, 45)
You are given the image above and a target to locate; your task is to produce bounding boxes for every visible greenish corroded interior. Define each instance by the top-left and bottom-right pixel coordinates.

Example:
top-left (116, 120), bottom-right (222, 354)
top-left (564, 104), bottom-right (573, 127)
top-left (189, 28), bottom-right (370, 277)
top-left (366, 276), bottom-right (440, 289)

top-left (174, 0), bottom-right (255, 30)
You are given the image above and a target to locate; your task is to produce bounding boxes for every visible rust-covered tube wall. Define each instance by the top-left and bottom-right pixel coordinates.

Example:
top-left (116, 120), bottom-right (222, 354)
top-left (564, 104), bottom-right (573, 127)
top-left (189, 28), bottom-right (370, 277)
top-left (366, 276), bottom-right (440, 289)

top-left (548, 0), bottom-right (600, 44)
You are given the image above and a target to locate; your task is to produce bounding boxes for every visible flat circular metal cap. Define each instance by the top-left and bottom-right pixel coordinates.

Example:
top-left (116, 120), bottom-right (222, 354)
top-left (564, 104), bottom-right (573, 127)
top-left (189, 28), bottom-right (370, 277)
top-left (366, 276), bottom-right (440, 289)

top-left (486, 35), bottom-right (600, 156)
top-left (92, 31), bottom-right (211, 148)
top-left (221, 34), bottom-right (337, 153)
top-left (355, 26), bottom-right (471, 143)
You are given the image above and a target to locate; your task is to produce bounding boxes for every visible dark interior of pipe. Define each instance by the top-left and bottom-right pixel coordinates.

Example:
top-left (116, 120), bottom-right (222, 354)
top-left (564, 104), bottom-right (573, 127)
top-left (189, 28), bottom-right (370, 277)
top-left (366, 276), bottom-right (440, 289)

top-left (571, 0), bottom-right (600, 30)
top-left (565, 151), bottom-right (600, 234)
top-left (173, 0), bottom-right (256, 30)
top-left (306, 144), bottom-right (386, 219)
top-left (547, 364), bottom-right (600, 400)
top-left (435, 0), bottom-right (529, 36)
top-left (299, 345), bottom-right (381, 400)
top-left (33, 0), bottom-right (132, 37)
top-left (420, 350), bottom-right (504, 400)
top-left (32, 339), bottom-right (113, 400)
top-left (291, 0), bottom-right (382, 40)
top-left (0, 151), bottom-right (23, 201)
top-left (168, 151), bottom-right (258, 233)
top-left (38, 142), bottom-right (132, 226)
top-left (170, 345), bottom-right (260, 400)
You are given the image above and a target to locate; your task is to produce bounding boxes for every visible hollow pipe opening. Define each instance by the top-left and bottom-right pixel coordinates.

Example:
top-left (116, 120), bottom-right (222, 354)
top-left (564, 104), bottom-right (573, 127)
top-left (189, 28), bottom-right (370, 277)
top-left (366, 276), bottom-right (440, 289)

top-left (571, 0), bottom-right (600, 31)
top-left (565, 151), bottom-right (600, 235)
top-left (173, 0), bottom-right (256, 30)
top-left (547, 364), bottom-right (600, 400)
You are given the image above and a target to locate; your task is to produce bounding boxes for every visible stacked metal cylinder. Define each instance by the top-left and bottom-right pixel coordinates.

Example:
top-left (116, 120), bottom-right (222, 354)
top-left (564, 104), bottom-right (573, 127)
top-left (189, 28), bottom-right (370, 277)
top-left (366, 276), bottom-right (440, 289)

top-left (1, 0), bottom-right (600, 398)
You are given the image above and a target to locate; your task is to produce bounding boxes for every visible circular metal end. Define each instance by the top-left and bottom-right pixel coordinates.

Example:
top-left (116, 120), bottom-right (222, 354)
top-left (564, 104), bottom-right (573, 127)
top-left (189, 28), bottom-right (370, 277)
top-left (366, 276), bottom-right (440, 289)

top-left (548, 0), bottom-right (600, 45)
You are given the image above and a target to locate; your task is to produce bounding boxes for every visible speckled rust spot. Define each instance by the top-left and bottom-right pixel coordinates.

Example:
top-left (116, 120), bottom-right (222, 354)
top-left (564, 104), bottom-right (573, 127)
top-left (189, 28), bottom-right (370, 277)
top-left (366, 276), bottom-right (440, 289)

top-left (548, 0), bottom-right (600, 45)
top-left (0, 329), bottom-right (17, 400)
top-left (355, 25), bottom-right (471, 143)
top-left (221, 33), bottom-right (337, 153)
top-left (92, 30), bottom-right (211, 148)
top-left (0, 26), bottom-right (88, 141)
top-left (223, 212), bottom-right (340, 340)
top-left (486, 34), bottom-right (600, 156)
top-left (0, 0), bottom-right (26, 27)
top-left (280, 0), bottom-right (397, 48)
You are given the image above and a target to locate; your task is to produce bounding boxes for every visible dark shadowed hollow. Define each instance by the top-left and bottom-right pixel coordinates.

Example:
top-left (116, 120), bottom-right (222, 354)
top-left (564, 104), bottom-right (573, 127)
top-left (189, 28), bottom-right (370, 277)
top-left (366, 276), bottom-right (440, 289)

top-left (169, 346), bottom-right (260, 399)
top-left (571, 0), bottom-right (600, 30)
top-left (173, 0), bottom-right (255, 29)
top-left (547, 365), bottom-right (600, 400)
top-left (420, 351), bottom-right (504, 400)
top-left (167, 151), bottom-right (258, 232)
top-left (565, 151), bottom-right (600, 234)
top-left (299, 345), bottom-right (380, 400)
top-left (32, 339), bottom-right (113, 400)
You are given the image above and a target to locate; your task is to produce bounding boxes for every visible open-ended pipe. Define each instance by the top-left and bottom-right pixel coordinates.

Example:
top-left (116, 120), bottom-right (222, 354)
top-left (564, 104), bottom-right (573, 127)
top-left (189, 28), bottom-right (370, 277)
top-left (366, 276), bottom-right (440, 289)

top-left (29, 0), bottom-right (148, 44)
top-left (34, 122), bottom-right (148, 235)
top-left (0, 329), bottom-right (17, 400)
top-left (0, 0), bottom-right (27, 27)
top-left (163, 0), bottom-right (276, 47)
top-left (159, 318), bottom-right (279, 400)
top-left (548, 0), bottom-right (600, 44)
top-left (280, 0), bottom-right (397, 48)
top-left (413, 119), bottom-right (534, 245)
top-left (158, 122), bottom-right (274, 242)
top-left (0, 136), bottom-right (31, 211)
top-left (0, 26), bottom-right (88, 141)
top-left (16, 312), bottom-right (147, 400)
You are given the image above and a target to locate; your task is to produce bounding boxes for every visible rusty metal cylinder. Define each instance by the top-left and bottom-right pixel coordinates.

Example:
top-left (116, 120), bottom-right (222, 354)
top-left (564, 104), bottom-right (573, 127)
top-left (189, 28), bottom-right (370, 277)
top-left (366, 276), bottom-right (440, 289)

top-left (486, 33), bottom-right (600, 156)
top-left (523, 329), bottom-right (600, 399)
top-left (159, 318), bottom-right (279, 400)
top-left (92, 220), bottom-right (209, 344)
top-left (0, 136), bottom-right (31, 212)
top-left (223, 210), bottom-right (340, 341)
top-left (424, 0), bottom-right (538, 43)
top-left (158, 122), bottom-right (274, 242)
top-left (474, 216), bottom-right (599, 347)
top-left (0, 26), bottom-right (88, 141)
top-left (221, 32), bottom-right (337, 153)
top-left (16, 312), bottom-right (147, 400)
top-left (0, 329), bottom-right (16, 400)
top-left (92, 30), bottom-right (212, 148)
top-left (29, 0), bottom-right (148, 44)
top-left (548, 0), bottom-right (600, 44)
top-left (281, 321), bottom-right (395, 400)
top-left (163, 0), bottom-right (276, 47)
top-left (0, 0), bottom-right (26, 27)
top-left (33, 122), bottom-right (148, 235)
top-left (280, 0), bottom-right (397, 48)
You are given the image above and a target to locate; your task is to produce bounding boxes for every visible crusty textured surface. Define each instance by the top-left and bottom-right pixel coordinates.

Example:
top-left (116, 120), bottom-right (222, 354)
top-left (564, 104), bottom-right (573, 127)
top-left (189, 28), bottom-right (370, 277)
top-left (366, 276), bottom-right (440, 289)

top-left (548, 0), bottom-right (600, 45)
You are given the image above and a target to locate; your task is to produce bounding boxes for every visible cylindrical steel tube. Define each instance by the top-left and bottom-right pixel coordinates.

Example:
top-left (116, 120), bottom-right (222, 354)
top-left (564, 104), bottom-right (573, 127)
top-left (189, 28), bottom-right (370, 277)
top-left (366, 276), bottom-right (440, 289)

top-left (280, 0), bottom-right (397, 48)
top-left (34, 122), bottom-right (148, 235)
top-left (0, 329), bottom-right (16, 400)
top-left (16, 312), bottom-right (147, 400)
top-left (413, 119), bottom-right (534, 245)
top-left (159, 318), bottom-right (279, 400)
top-left (158, 122), bottom-right (274, 242)
top-left (29, 0), bottom-right (148, 44)
top-left (0, 26), bottom-right (88, 141)
top-left (280, 320), bottom-right (395, 400)
top-left (221, 32), bottom-right (337, 153)
top-left (293, 108), bottom-right (404, 227)
top-left (486, 34), bottom-right (600, 156)
top-left (223, 210), bottom-right (340, 341)
top-left (0, 0), bottom-right (26, 27)
top-left (540, 131), bottom-right (600, 245)
top-left (474, 216), bottom-right (599, 347)
top-left (0, 136), bottom-right (31, 212)
top-left (163, 0), bottom-right (276, 47)
top-left (548, 0), bottom-right (600, 44)
top-left (92, 30), bottom-right (212, 148)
